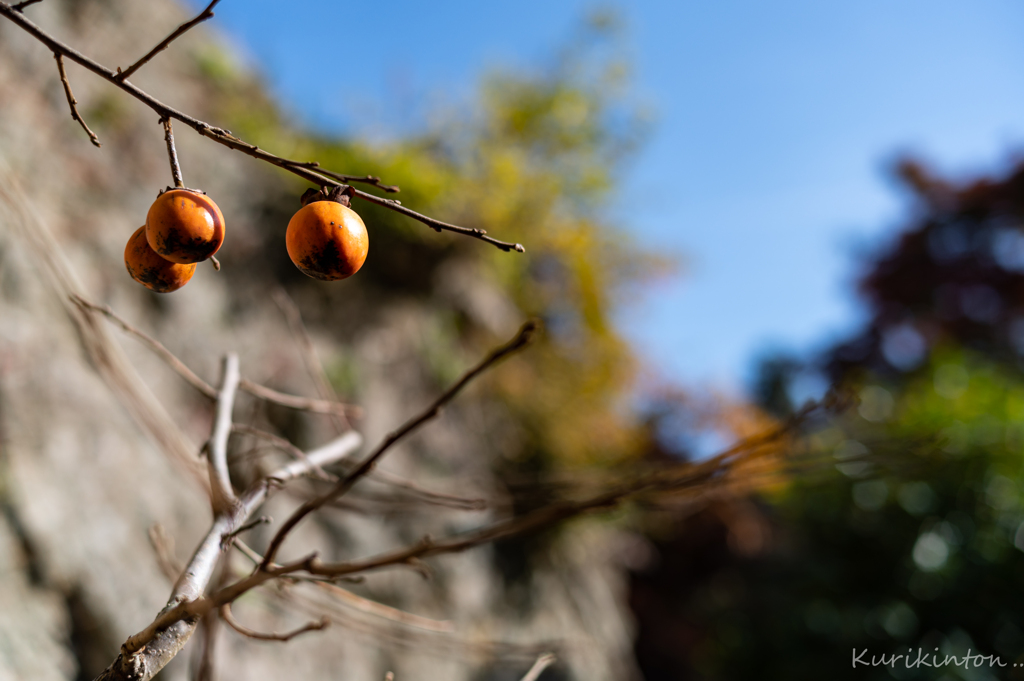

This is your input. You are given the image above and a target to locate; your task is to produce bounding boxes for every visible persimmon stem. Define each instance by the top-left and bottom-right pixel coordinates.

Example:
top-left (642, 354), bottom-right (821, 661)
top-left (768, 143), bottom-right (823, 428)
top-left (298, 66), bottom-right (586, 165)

top-left (161, 117), bottom-right (184, 188)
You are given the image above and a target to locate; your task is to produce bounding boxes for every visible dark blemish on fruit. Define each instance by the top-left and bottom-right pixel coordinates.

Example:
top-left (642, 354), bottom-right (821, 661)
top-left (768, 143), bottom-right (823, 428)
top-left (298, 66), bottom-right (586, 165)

top-left (158, 226), bottom-right (216, 262)
top-left (298, 239), bottom-right (352, 281)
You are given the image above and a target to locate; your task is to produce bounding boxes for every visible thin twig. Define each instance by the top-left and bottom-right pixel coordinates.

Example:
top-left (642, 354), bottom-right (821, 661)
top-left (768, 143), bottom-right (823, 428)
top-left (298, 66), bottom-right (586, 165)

top-left (230, 431), bottom-right (481, 510)
top-left (191, 611), bottom-right (218, 681)
top-left (273, 288), bottom-right (349, 434)
top-left (266, 431), bottom-right (363, 485)
top-left (162, 117), bottom-right (184, 188)
top-left (71, 294), bottom-right (363, 417)
top-left (352, 188), bottom-right (525, 253)
top-left (148, 524), bottom-right (183, 583)
top-left (276, 417), bottom-right (801, 581)
top-left (363, 468), bottom-right (487, 511)
top-left (220, 603), bottom-right (329, 642)
top-left (238, 379), bottom-right (361, 418)
top-left (520, 653), bottom-right (556, 681)
top-left (116, 0), bottom-right (221, 82)
top-left (10, 0), bottom-right (41, 12)
top-left (231, 424), bottom-right (335, 481)
top-left (311, 581), bottom-right (454, 633)
top-left (0, 4), bottom-right (524, 252)
top-left (284, 163), bottom-right (399, 193)
top-left (71, 294), bottom-right (216, 396)
top-left (53, 53), bottom-right (100, 147)
top-left (220, 516), bottom-right (270, 548)
top-left (260, 319), bottom-right (538, 569)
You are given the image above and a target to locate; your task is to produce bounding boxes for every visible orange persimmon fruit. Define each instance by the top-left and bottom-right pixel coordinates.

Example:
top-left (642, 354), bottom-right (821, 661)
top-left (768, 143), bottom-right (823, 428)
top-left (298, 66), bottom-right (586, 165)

top-left (145, 188), bottom-right (225, 264)
top-left (124, 226), bottom-right (196, 292)
top-left (286, 197), bottom-right (368, 281)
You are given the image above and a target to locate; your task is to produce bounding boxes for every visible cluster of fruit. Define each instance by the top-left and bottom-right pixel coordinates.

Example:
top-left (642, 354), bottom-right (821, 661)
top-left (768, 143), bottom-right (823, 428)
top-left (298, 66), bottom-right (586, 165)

top-left (124, 186), bottom-right (369, 292)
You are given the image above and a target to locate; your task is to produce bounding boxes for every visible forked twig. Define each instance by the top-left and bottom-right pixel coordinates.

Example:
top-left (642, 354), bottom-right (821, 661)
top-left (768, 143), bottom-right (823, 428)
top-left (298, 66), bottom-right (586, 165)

top-left (53, 53), bottom-right (100, 147)
top-left (121, 426), bottom-right (786, 659)
top-left (70, 294), bottom-right (362, 417)
top-left (101, 396), bottom-right (814, 681)
top-left (116, 0), bottom-right (220, 82)
top-left (98, 430), bottom-right (362, 679)
top-left (221, 516), bottom-right (270, 548)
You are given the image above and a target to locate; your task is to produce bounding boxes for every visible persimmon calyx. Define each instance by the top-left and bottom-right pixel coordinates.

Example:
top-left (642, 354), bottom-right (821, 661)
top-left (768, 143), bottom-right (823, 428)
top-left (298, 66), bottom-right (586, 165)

top-left (300, 185), bottom-right (354, 208)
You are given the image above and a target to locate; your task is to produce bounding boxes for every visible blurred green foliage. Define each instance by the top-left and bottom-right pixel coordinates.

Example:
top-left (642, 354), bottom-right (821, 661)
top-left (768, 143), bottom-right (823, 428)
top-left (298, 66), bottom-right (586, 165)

top-left (632, 352), bottom-right (1024, 680)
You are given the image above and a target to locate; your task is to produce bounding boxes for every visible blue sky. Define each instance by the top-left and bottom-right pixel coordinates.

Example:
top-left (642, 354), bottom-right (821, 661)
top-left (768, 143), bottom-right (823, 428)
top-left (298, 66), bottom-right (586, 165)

top-left (187, 0), bottom-right (1024, 392)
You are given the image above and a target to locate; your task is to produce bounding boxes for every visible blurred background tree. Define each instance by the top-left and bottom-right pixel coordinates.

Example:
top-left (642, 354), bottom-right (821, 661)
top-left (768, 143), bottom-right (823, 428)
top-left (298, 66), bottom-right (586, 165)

top-left (629, 160), bottom-right (1024, 680)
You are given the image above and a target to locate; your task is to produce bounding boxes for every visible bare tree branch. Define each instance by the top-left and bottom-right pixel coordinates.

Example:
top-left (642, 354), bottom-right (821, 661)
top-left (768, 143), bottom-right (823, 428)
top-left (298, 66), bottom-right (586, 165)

top-left (94, 429), bottom-right (362, 680)
top-left (148, 524), bottom-right (183, 584)
top-left (310, 582), bottom-right (454, 633)
top-left (54, 53), bottom-right (100, 147)
top-left (70, 294), bottom-right (362, 417)
top-left (10, 0), bottom-right (42, 10)
top-left (351, 188), bottom-right (525, 253)
top-left (260, 319), bottom-right (538, 569)
top-left (71, 294), bottom-right (216, 397)
top-left (221, 516), bottom-right (270, 547)
top-left (238, 379), bottom-right (360, 418)
top-left (360, 468), bottom-right (487, 511)
top-left (231, 425), bottom-right (485, 510)
top-left (116, 0), bottom-right (221, 82)
top-left (220, 603), bottom-right (330, 642)
top-left (95, 402), bottom-right (810, 681)
top-left (0, 3), bottom-right (525, 251)
top-left (267, 431), bottom-right (363, 485)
